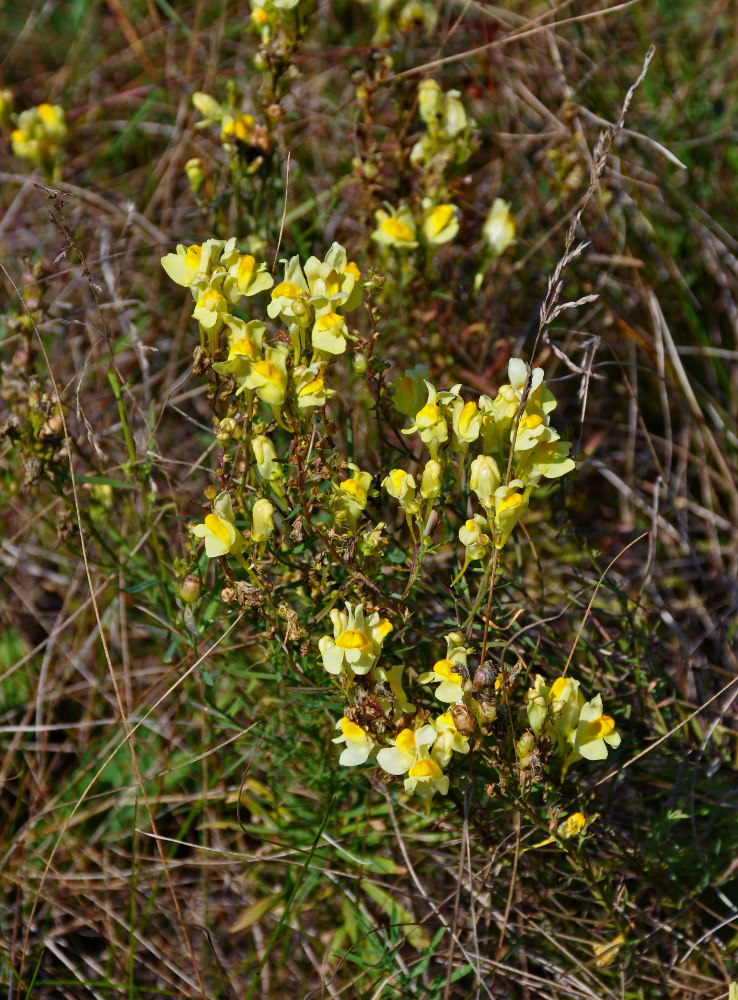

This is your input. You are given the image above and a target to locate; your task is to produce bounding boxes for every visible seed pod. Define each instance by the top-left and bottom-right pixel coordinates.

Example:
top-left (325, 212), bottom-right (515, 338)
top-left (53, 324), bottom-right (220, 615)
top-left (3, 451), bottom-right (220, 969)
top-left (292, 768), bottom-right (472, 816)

top-left (179, 574), bottom-right (202, 604)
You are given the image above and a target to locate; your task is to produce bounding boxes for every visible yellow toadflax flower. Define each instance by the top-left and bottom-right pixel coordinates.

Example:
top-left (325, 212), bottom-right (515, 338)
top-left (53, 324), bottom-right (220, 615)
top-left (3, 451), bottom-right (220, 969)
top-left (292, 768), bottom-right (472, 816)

top-left (11, 103), bottom-right (67, 174)
top-left (319, 602), bottom-right (393, 676)
top-left (404, 755), bottom-right (449, 814)
top-left (332, 717), bottom-right (374, 766)
top-left (393, 364), bottom-right (430, 417)
top-left (451, 397), bottom-right (482, 451)
top-left (493, 480), bottom-right (532, 549)
top-left (238, 344), bottom-right (289, 409)
top-left (251, 498), bottom-right (275, 544)
top-left (304, 242), bottom-right (362, 314)
top-left (419, 631), bottom-right (471, 702)
top-left (211, 318), bottom-right (265, 378)
top-left (469, 455), bottom-right (501, 510)
top-left (421, 201), bottom-right (460, 246)
top-left (161, 238), bottom-right (234, 296)
top-left (371, 204), bottom-right (418, 250)
top-left (331, 463), bottom-right (374, 534)
top-left (383, 468), bottom-right (419, 516)
top-left (294, 364), bottom-right (335, 411)
top-left (267, 256), bottom-right (311, 327)
top-left (401, 381), bottom-right (460, 460)
top-left (376, 724), bottom-right (436, 775)
top-left (311, 310), bottom-right (349, 356)
top-left (191, 491), bottom-right (244, 558)
top-left (431, 712), bottom-right (471, 766)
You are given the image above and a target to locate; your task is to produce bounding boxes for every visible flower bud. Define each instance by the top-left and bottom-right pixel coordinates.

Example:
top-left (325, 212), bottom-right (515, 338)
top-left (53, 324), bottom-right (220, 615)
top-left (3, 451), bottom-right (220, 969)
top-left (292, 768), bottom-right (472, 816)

top-left (516, 730), bottom-right (537, 759)
top-left (192, 92), bottom-right (222, 119)
top-left (483, 198), bottom-right (516, 257)
top-left (352, 351), bottom-right (368, 375)
top-left (393, 364), bottom-right (429, 417)
top-left (251, 434), bottom-right (282, 483)
top-left (441, 90), bottom-right (467, 138)
top-left (251, 498), bottom-right (275, 543)
top-left (418, 79), bottom-right (442, 126)
top-left (420, 459), bottom-right (442, 499)
top-left (469, 455), bottom-right (501, 508)
top-left (185, 157), bottom-right (204, 194)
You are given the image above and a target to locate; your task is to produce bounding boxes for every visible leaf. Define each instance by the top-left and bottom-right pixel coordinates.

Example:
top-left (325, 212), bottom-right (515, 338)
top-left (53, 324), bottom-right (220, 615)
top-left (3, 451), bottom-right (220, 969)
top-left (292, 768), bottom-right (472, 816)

top-left (230, 893), bottom-right (283, 933)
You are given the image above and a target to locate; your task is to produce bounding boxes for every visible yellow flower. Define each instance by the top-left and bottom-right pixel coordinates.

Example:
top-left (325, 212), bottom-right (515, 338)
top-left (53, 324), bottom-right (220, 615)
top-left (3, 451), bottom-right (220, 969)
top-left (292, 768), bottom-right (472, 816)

top-left (267, 256), bottom-right (311, 326)
top-left (304, 242), bottom-right (362, 314)
top-left (404, 754), bottom-right (449, 812)
top-left (530, 810), bottom-right (596, 849)
top-left (192, 286), bottom-right (229, 336)
top-left (251, 435), bottom-right (283, 486)
top-left (211, 318), bottom-right (265, 377)
top-left (382, 468), bottom-right (418, 515)
top-left (294, 364), bottom-right (335, 411)
top-left (332, 717), bottom-right (373, 766)
top-left (430, 712), bottom-right (470, 767)
top-left (418, 78), bottom-right (442, 127)
top-left (493, 479), bottom-right (532, 548)
top-left (375, 663), bottom-right (416, 717)
top-left (459, 514), bottom-right (491, 562)
top-left (419, 459), bottom-right (442, 500)
top-left (239, 345), bottom-right (289, 407)
top-left (441, 89), bottom-right (467, 138)
top-left (312, 310), bottom-right (349, 355)
top-left (331, 463), bottom-right (374, 533)
top-left (191, 491), bottom-right (244, 558)
top-left (401, 381), bottom-right (460, 459)
top-left (222, 251), bottom-right (274, 302)
top-left (221, 113), bottom-right (255, 145)
top-left (451, 397), bottom-right (482, 450)
top-left (319, 602), bottom-right (392, 676)
top-left (192, 91), bottom-right (225, 124)
top-left (419, 632), bottom-right (471, 702)
top-left (376, 724), bottom-right (436, 775)
top-left (11, 104), bottom-right (67, 172)
top-left (393, 364), bottom-right (430, 417)
top-left (161, 237), bottom-right (235, 296)
top-left (185, 158), bottom-right (204, 194)
top-left (371, 204), bottom-right (418, 250)
top-left (571, 696), bottom-right (621, 762)
top-left (421, 201), bottom-right (459, 246)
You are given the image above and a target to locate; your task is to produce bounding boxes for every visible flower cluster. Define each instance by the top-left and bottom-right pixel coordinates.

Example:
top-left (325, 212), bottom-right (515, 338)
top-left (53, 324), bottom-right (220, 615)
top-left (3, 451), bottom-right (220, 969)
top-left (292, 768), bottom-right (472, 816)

top-left (162, 228), bottom-right (610, 817)
top-left (320, 606), bottom-right (475, 812)
top-left (410, 78), bottom-right (475, 192)
top-left (161, 239), bottom-right (361, 431)
top-left (371, 200), bottom-right (460, 252)
top-left (353, 0), bottom-right (437, 44)
top-left (191, 91), bottom-right (270, 169)
top-left (332, 711), bottom-right (470, 815)
top-left (162, 238), bottom-right (365, 566)
top-left (526, 675), bottom-right (621, 778)
top-left (10, 103), bottom-right (67, 176)
top-left (385, 356), bottom-right (576, 582)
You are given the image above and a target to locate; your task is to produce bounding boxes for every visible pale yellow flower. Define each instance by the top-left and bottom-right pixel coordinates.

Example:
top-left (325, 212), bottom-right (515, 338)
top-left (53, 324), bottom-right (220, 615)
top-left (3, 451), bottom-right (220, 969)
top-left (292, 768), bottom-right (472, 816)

top-left (191, 492), bottom-right (244, 558)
